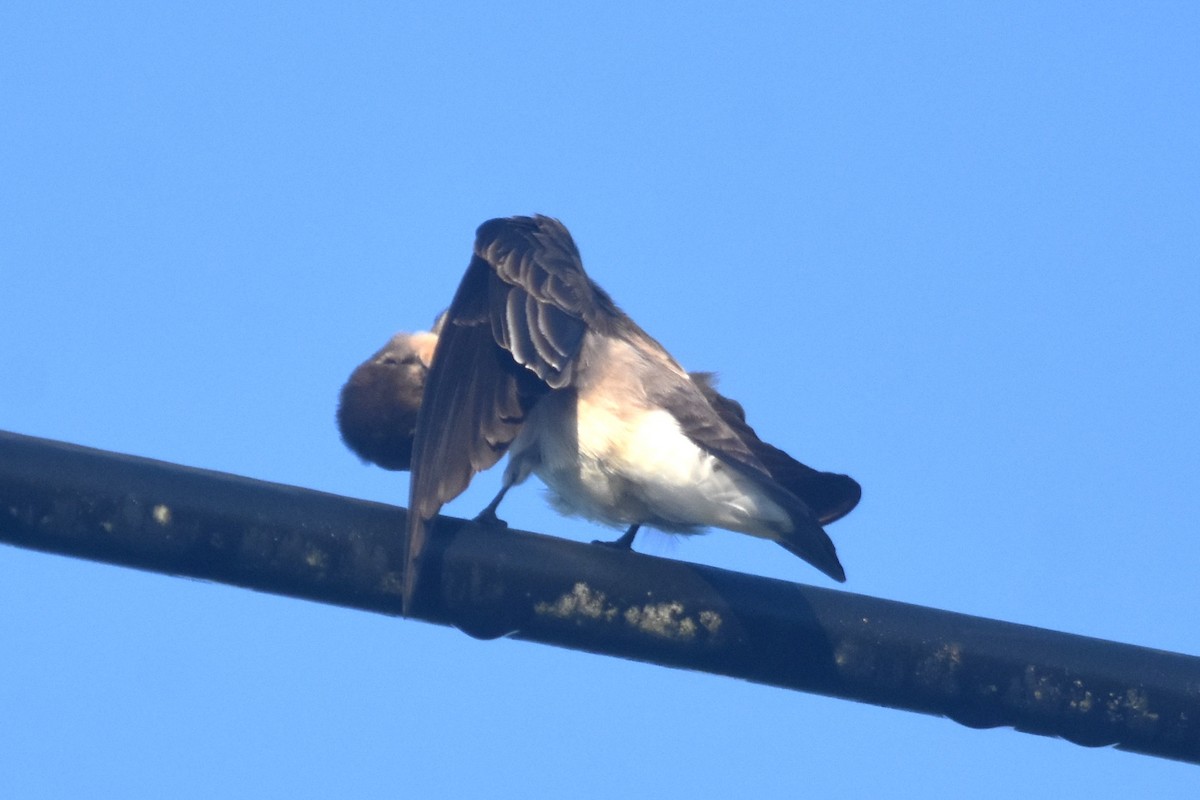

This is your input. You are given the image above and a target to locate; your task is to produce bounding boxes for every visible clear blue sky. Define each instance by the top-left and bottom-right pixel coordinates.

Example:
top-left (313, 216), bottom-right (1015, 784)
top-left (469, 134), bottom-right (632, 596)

top-left (2, 3), bottom-right (1198, 796)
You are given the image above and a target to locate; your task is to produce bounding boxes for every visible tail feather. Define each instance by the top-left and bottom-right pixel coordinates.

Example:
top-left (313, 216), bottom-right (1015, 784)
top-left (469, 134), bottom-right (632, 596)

top-left (714, 452), bottom-right (847, 582)
top-left (766, 475), bottom-right (846, 582)
top-left (774, 518), bottom-right (846, 583)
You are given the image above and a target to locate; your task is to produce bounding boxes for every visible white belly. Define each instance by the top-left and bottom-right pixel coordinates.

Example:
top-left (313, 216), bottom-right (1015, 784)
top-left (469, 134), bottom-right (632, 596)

top-left (511, 391), bottom-right (791, 538)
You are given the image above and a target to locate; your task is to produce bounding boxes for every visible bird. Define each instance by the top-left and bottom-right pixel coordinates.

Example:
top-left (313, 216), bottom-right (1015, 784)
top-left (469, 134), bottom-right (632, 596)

top-left (338, 332), bottom-right (860, 531)
top-left (397, 215), bottom-right (859, 613)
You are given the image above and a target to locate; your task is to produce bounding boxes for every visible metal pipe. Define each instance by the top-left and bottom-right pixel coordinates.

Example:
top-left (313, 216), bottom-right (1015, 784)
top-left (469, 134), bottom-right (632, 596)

top-left (1, 429), bottom-right (1197, 763)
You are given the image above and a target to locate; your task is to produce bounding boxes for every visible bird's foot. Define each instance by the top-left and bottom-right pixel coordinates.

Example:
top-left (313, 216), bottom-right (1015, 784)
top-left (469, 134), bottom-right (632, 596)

top-left (591, 525), bottom-right (639, 550)
top-left (591, 538), bottom-right (629, 549)
top-left (473, 508), bottom-right (509, 528)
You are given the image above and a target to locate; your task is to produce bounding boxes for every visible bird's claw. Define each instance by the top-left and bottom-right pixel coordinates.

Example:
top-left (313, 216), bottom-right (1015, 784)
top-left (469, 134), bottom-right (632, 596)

top-left (591, 535), bottom-right (634, 550)
top-left (473, 509), bottom-right (508, 528)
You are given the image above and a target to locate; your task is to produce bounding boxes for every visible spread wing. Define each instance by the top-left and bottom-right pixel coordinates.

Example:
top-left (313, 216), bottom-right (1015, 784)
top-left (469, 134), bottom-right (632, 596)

top-left (691, 372), bottom-right (862, 525)
top-left (402, 215), bottom-right (611, 613)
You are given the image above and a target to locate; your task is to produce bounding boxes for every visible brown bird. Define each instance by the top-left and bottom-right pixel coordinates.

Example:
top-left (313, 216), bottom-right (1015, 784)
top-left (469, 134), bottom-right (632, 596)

top-left (353, 215), bottom-right (859, 614)
top-left (339, 337), bottom-right (859, 530)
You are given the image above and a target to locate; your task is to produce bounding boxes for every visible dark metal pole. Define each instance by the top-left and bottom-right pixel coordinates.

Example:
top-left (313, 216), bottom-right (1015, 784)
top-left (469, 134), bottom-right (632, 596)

top-left (1, 429), bottom-right (1197, 764)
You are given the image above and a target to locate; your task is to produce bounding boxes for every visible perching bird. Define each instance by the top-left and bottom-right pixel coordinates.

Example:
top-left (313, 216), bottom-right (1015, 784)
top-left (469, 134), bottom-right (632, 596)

top-left (396, 215), bottom-right (859, 613)
top-left (338, 332), bottom-right (860, 527)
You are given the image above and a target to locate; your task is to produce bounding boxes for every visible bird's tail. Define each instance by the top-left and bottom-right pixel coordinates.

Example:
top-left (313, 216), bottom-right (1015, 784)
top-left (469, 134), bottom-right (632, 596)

top-left (773, 514), bottom-right (846, 583)
top-left (718, 455), bottom-right (848, 582)
top-left (760, 471), bottom-right (847, 581)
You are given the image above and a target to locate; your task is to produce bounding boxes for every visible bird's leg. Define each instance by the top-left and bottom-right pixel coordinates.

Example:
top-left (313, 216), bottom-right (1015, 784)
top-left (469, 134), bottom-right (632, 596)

top-left (592, 523), bottom-right (641, 550)
top-left (473, 483), bottom-right (512, 528)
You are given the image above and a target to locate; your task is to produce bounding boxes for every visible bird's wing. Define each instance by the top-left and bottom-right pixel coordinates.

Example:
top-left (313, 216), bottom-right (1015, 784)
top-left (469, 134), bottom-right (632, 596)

top-left (403, 215), bottom-right (608, 613)
top-left (650, 370), bottom-right (847, 582)
top-left (690, 372), bottom-right (862, 524)
top-left (644, 368), bottom-right (775, 479)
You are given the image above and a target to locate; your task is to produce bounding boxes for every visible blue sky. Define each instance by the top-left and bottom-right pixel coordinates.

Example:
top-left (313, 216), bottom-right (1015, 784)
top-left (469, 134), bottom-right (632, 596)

top-left (2, 3), bottom-right (1198, 796)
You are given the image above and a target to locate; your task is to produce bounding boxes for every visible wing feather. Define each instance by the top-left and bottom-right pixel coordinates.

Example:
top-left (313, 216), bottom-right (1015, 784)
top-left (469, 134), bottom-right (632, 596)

top-left (691, 372), bottom-right (862, 525)
top-left (403, 215), bottom-right (605, 612)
